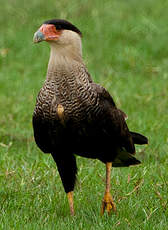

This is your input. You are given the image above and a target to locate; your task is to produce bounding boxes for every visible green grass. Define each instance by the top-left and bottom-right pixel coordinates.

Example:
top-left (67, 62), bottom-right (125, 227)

top-left (0, 0), bottom-right (168, 229)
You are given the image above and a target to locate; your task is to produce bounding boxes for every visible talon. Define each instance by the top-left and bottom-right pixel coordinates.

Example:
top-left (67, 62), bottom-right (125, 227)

top-left (101, 192), bottom-right (116, 215)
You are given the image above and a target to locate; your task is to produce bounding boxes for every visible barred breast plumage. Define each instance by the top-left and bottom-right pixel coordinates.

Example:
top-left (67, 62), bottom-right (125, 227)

top-left (34, 63), bottom-right (98, 124)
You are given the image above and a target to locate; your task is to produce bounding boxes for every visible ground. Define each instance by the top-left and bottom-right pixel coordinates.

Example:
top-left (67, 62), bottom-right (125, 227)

top-left (0, 0), bottom-right (168, 229)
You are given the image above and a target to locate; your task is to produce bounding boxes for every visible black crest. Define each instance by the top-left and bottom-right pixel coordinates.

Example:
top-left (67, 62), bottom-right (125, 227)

top-left (43, 19), bottom-right (82, 36)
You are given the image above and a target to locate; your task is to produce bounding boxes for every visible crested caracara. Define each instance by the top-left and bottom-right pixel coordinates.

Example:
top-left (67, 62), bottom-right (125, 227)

top-left (33, 19), bottom-right (148, 216)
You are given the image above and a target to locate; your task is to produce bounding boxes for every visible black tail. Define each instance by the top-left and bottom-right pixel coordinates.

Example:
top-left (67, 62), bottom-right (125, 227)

top-left (113, 148), bottom-right (141, 167)
top-left (130, 131), bottom-right (148, 145)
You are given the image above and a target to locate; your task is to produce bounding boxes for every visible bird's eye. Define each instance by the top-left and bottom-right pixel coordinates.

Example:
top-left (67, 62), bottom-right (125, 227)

top-left (56, 25), bottom-right (62, 30)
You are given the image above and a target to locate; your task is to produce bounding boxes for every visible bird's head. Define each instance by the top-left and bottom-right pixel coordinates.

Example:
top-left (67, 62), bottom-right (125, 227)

top-left (33, 19), bottom-right (83, 62)
top-left (33, 19), bottom-right (82, 44)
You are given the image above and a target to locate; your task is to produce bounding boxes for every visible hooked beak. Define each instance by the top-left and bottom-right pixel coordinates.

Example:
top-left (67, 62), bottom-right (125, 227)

top-left (33, 30), bottom-right (45, 43)
top-left (33, 24), bottom-right (61, 44)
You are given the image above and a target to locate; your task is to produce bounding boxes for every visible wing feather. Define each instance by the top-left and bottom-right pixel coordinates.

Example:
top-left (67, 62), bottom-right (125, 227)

top-left (90, 83), bottom-right (135, 154)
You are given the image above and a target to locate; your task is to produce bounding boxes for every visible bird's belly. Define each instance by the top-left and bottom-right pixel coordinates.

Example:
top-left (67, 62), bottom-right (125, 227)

top-left (33, 113), bottom-right (69, 153)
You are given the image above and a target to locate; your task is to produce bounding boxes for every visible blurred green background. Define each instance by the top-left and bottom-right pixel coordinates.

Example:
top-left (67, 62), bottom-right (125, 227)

top-left (0, 0), bottom-right (168, 229)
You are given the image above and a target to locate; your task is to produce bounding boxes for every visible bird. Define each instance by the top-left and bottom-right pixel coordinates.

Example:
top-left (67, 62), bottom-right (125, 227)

top-left (32, 19), bottom-right (148, 216)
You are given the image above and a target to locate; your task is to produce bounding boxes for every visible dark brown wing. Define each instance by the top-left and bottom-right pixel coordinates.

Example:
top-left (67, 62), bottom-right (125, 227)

top-left (90, 83), bottom-right (135, 154)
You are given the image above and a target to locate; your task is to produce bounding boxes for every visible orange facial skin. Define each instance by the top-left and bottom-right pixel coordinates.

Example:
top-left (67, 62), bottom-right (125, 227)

top-left (39, 24), bottom-right (62, 41)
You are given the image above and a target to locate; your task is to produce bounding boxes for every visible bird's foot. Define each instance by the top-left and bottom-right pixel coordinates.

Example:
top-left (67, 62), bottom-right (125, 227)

top-left (101, 192), bottom-right (116, 215)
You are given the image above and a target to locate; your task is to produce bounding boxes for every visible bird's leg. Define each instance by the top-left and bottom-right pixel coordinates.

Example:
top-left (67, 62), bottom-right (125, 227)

top-left (101, 162), bottom-right (116, 215)
top-left (51, 154), bottom-right (77, 216)
top-left (67, 191), bottom-right (75, 216)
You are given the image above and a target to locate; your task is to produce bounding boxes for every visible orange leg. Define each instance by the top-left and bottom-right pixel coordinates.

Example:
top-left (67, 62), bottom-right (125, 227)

top-left (101, 162), bottom-right (116, 215)
top-left (67, 191), bottom-right (75, 216)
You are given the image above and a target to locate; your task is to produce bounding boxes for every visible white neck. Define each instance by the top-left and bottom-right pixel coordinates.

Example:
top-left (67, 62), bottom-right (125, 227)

top-left (48, 44), bottom-right (82, 71)
top-left (47, 30), bottom-right (83, 75)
